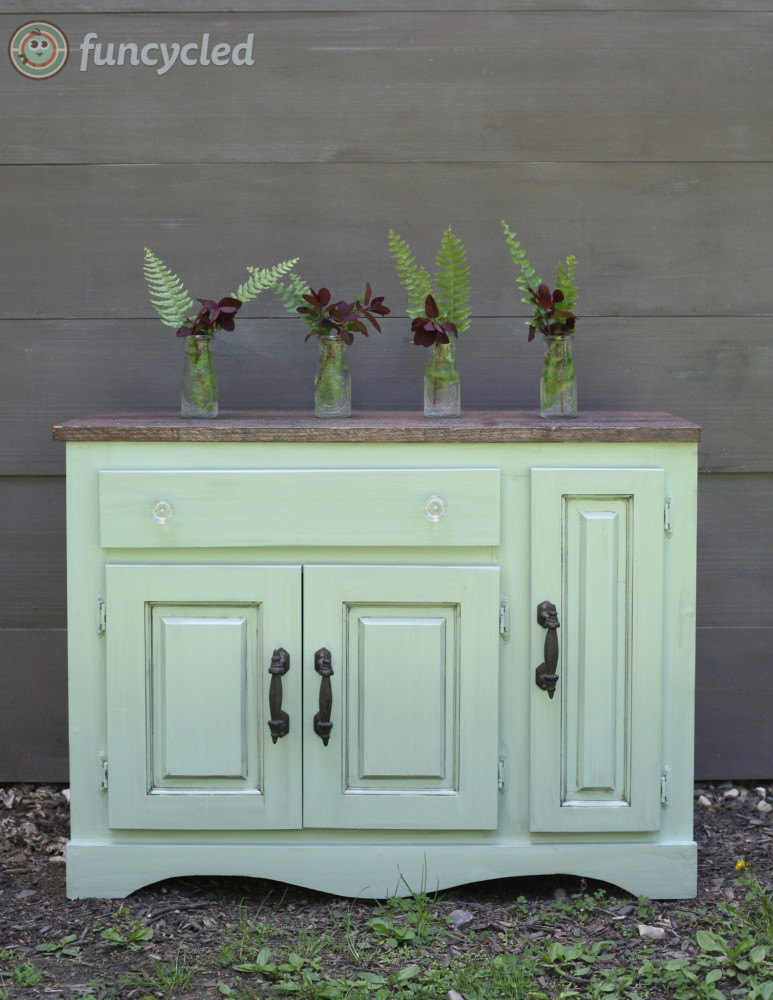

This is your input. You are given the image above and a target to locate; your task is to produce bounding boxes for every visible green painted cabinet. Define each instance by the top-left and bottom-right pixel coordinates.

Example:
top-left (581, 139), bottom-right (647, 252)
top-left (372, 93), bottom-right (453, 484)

top-left (55, 412), bottom-right (699, 900)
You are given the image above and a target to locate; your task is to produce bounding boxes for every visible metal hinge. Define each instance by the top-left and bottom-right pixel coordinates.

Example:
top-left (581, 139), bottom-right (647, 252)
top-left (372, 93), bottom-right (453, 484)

top-left (499, 597), bottom-right (510, 640)
top-left (99, 751), bottom-right (108, 791)
top-left (96, 594), bottom-right (106, 636)
top-left (664, 495), bottom-right (673, 538)
top-left (498, 753), bottom-right (506, 790)
top-left (660, 765), bottom-right (670, 808)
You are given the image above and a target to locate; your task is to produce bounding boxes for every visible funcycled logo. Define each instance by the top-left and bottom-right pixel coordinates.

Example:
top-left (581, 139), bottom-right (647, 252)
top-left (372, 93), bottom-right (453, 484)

top-left (8, 21), bottom-right (69, 79)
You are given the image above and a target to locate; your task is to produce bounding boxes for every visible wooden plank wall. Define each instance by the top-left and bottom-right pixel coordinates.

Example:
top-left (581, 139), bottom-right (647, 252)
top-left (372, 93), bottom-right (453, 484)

top-left (1, 1), bottom-right (771, 780)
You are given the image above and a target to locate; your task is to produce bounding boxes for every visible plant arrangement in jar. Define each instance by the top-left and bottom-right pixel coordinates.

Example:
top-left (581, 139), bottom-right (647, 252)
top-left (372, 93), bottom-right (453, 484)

top-left (501, 222), bottom-right (579, 418)
top-left (388, 226), bottom-right (470, 417)
top-left (273, 279), bottom-right (390, 417)
top-left (142, 249), bottom-right (299, 418)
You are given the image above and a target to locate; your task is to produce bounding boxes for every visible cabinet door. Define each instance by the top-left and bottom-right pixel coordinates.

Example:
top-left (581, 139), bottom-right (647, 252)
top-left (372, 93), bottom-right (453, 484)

top-left (106, 564), bottom-right (302, 830)
top-left (529, 468), bottom-right (664, 833)
top-left (303, 565), bottom-right (500, 831)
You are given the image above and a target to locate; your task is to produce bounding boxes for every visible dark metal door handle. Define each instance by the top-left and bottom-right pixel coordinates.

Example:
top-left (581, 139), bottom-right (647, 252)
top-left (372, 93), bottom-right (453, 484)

top-left (313, 647), bottom-right (334, 746)
top-left (267, 647), bottom-right (290, 743)
top-left (535, 600), bottom-right (560, 699)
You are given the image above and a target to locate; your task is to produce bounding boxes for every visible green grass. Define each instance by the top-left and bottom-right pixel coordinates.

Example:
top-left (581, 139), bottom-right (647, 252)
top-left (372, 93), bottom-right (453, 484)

top-left (10, 963), bottom-right (44, 988)
top-left (217, 900), bottom-right (273, 968)
top-left (122, 947), bottom-right (200, 995)
top-left (211, 864), bottom-right (773, 1000)
top-left (14, 858), bottom-right (773, 999)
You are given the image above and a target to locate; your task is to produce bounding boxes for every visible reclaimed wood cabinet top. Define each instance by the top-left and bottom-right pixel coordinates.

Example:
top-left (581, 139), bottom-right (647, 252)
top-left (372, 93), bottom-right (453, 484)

top-left (53, 410), bottom-right (700, 444)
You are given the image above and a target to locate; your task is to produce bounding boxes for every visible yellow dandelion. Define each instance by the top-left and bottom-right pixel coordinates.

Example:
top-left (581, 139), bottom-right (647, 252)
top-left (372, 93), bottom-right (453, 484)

top-left (735, 858), bottom-right (747, 870)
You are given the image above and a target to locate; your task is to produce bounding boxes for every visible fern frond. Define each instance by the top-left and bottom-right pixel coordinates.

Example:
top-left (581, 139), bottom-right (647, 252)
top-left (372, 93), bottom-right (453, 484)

top-left (388, 230), bottom-right (433, 318)
top-left (271, 272), bottom-right (311, 317)
top-left (433, 227), bottom-right (471, 334)
top-left (555, 254), bottom-right (578, 313)
top-left (501, 221), bottom-right (542, 303)
top-left (233, 258), bottom-right (300, 305)
top-left (143, 248), bottom-right (194, 328)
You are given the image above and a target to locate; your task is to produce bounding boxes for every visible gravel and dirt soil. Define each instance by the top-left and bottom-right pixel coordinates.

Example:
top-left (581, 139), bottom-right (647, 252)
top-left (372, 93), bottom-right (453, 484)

top-left (1, 782), bottom-right (771, 999)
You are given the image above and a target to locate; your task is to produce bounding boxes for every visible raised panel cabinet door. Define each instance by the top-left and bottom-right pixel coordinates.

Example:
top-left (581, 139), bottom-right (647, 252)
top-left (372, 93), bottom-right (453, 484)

top-left (529, 468), bottom-right (665, 833)
top-left (302, 564), bottom-right (501, 831)
top-left (105, 564), bottom-right (302, 830)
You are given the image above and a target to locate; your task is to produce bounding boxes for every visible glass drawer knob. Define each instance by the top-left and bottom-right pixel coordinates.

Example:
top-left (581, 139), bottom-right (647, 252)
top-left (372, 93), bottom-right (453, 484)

top-left (423, 495), bottom-right (448, 522)
top-left (151, 499), bottom-right (174, 524)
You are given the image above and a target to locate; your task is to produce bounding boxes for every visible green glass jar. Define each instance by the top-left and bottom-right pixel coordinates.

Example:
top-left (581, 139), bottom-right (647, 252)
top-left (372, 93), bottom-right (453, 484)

top-left (315, 334), bottom-right (351, 418)
top-left (540, 334), bottom-right (577, 418)
top-left (424, 340), bottom-right (460, 418)
top-left (181, 334), bottom-right (218, 418)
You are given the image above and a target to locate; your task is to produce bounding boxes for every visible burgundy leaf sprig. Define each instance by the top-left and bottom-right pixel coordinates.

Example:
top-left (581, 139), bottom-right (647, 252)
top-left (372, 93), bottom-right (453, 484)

top-left (176, 296), bottom-right (243, 338)
top-left (525, 284), bottom-right (576, 342)
top-left (298, 284), bottom-right (390, 345)
top-left (501, 224), bottom-right (579, 342)
top-left (411, 295), bottom-right (458, 347)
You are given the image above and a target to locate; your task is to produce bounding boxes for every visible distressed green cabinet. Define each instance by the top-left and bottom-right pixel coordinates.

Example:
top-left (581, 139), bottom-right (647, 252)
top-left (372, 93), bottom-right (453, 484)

top-left (55, 411), bottom-right (699, 900)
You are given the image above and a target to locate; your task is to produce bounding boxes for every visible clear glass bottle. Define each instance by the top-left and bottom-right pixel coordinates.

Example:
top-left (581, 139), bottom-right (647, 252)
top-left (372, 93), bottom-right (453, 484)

top-left (315, 334), bottom-right (351, 418)
top-left (540, 333), bottom-right (577, 418)
top-left (424, 340), bottom-right (461, 418)
top-left (181, 334), bottom-right (218, 418)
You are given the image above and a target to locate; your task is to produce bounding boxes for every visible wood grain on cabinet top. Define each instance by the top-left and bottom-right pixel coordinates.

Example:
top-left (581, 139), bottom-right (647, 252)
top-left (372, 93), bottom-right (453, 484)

top-left (53, 411), bottom-right (700, 444)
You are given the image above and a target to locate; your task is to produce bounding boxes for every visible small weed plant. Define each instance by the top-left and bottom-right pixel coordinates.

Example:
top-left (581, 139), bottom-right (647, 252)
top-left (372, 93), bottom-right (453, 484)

top-left (366, 869), bottom-right (444, 949)
top-left (95, 906), bottom-right (154, 951)
top-left (332, 903), bottom-right (380, 965)
top-left (34, 933), bottom-right (81, 959)
top-left (124, 947), bottom-right (199, 995)
top-left (11, 962), bottom-right (44, 987)
top-left (217, 901), bottom-right (271, 967)
top-left (451, 951), bottom-right (537, 1000)
top-left (730, 859), bottom-right (773, 940)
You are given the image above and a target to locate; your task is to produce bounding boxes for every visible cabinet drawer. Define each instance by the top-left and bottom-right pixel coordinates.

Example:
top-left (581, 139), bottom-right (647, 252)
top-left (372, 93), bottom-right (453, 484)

top-left (98, 468), bottom-right (500, 548)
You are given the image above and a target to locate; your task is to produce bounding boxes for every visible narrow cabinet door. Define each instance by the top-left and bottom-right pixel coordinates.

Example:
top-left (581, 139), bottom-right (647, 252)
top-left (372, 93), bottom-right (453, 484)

top-left (105, 564), bottom-right (302, 830)
top-left (529, 468), bottom-right (665, 833)
top-left (303, 565), bottom-right (501, 831)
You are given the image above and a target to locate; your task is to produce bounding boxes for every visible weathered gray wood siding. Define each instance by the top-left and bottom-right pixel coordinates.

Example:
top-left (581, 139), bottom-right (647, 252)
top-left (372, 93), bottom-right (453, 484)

top-left (1, 2), bottom-right (771, 780)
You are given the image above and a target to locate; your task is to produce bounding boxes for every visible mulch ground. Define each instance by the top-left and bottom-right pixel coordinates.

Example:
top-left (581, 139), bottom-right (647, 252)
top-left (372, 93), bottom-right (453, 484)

top-left (1, 781), bottom-right (771, 999)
